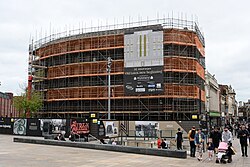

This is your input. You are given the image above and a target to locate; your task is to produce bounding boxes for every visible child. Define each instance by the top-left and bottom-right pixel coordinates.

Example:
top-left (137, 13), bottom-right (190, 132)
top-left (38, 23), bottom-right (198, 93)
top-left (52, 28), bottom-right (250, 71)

top-left (207, 138), bottom-right (214, 161)
top-left (195, 128), bottom-right (205, 161)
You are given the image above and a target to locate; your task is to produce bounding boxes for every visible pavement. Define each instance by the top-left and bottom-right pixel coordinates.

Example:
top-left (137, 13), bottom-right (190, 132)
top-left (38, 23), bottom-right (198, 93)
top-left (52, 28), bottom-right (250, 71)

top-left (0, 134), bottom-right (250, 167)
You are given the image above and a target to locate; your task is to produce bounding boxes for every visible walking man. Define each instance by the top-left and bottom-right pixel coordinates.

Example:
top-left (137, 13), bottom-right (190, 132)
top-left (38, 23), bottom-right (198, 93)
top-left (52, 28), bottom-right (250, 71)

top-left (209, 127), bottom-right (222, 154)
top-left (238, 125), bottom-right (249, 157)
top-left (175, 128), bottom-right (183, 150)
top-left (188, 126), bottom-right (196, 157)
top-left (195, 128), bottom-right (205, 161)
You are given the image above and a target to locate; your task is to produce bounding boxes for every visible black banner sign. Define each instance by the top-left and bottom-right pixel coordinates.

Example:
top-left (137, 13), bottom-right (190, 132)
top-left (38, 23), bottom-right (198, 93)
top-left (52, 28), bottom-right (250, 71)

top-left (124, 66), bottom-right (164, 95)
top-left (0, 118), bottom-right (13, 134)
top-left (26, 119), bottom-right (42, 136)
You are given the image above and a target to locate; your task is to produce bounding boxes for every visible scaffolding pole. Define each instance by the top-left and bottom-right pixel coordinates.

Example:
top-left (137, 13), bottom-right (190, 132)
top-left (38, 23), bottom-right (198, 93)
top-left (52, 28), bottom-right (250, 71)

top-left (107, 57), bottom-right (112, 120)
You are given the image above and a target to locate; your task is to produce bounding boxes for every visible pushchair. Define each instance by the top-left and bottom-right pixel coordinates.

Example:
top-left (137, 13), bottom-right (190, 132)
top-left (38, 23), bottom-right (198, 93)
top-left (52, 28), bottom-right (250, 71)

top-left (216, 142), bottom-right (235, 164)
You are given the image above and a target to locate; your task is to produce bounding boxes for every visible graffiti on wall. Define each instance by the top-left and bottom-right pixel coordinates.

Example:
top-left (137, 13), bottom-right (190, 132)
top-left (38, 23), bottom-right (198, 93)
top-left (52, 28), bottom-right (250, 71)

top-left (70, 119), bottom-right (89, 135)
top-left (13, 119), bottom-right (27, 135)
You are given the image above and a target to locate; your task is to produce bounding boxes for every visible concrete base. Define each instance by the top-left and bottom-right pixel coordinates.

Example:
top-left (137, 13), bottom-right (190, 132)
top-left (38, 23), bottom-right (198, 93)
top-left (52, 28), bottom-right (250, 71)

top-left (13, 137), bottom-right (187, 159)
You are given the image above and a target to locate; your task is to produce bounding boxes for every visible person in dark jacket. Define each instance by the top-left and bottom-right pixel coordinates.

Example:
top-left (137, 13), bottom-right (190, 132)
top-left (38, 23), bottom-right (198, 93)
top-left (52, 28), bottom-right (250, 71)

top-left (160, 139), bottom-right (166, 149)
top-left (234, 123), bottom-right (239, 137)
top-left (188, 126), bottom-right (196, 157)
top-left (175, 128), bottom-right (183, 150)
top-left (238, 125), bottom-right (249, 157)
top-left (100, 139), bottom-right (107, 144)
top-left (54, 133), bottom-right (66, 141)
top-left (209, 127), bottom-right (222, 154)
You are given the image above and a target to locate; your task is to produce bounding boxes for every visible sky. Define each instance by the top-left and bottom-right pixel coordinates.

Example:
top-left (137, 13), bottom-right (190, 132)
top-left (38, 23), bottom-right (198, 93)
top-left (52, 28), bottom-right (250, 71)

top-left (0, 0), bottom-right (249, 102)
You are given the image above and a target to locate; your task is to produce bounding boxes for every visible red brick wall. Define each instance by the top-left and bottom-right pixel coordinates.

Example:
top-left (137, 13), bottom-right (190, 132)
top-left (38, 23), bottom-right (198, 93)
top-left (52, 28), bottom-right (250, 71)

top-left (0, 92), bottom-right (19, 117)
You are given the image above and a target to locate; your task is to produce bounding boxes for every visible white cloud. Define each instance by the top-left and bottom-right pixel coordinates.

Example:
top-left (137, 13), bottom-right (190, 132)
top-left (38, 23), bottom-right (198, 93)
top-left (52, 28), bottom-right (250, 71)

top-left (0, 0), bottom-right (249, 101)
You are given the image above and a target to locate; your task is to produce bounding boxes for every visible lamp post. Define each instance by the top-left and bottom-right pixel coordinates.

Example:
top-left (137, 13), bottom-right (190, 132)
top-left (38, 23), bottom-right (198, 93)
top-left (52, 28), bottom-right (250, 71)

top-left (107, 57), bottom-right (112, 120)
top-left (206, 96), bottom-right (210, 133)
top-left (225, 102), bottom-right (228, 125)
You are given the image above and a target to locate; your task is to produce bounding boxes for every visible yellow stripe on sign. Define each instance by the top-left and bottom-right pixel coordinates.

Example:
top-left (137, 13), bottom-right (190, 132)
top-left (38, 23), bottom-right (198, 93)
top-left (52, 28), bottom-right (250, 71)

top-left (140, 35), bottom-right (142, 57)
top-left (144, 35), bottom-right (146, 57)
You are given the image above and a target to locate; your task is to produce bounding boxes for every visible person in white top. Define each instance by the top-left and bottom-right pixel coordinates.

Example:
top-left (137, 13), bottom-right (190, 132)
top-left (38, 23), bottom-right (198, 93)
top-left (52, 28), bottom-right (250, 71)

top-left (222, 127), bottom-right (232, 144)
top-left (111, 140), bottom-right (117, 145)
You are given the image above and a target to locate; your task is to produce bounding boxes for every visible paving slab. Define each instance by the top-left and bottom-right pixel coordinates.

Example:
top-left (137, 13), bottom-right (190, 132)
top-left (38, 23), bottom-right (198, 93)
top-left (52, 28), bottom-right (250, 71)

top-left (0, 134), bottom-right (249, 167)
top-left (13, 137), bottom-right (187, 158)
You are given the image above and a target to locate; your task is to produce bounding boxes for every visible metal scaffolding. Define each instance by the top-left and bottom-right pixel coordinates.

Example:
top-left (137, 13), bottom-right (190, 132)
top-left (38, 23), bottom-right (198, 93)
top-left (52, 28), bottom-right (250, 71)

top-left (28, 17), bottom-right (206, 120)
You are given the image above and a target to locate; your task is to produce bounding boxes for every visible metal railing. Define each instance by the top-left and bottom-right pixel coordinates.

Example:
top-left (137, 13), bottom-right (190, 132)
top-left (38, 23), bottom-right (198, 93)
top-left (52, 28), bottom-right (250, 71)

top-left (125, 130), bottom-right (188, 139)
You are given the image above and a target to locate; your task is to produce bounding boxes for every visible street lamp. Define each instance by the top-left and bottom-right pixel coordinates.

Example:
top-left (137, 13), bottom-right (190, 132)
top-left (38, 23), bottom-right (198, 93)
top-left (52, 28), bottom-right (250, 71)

top-left (206, 96), bottom-right (210, 133)
top-left (107, 57), bottom-right (112, 120)
top-left (225, 101), bottom-right (228, 125)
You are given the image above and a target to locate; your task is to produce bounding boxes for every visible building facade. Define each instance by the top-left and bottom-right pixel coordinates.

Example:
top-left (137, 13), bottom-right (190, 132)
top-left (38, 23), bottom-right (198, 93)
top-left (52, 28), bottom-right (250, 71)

top-left (0, 92), bottom-right (18, 117)
top-left (29, 18), bottom-right (205, 120)
top-left (219, 85), bottom-right (237, 124)
top-left (205, 71), bottom-right (220, 127)
top-left (238, 100), bottom-right (250, 122)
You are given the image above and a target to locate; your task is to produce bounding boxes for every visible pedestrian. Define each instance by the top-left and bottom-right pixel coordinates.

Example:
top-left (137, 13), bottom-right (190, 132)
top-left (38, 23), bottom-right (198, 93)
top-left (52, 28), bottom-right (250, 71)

top-left (160, 139), bottom-right (166, 149)
top-left (188, 126), bottom-right (196, 157)
top-left (54, 133), bottom-right (66, 141)
top-left (111, 140), bottom-right (117, 145)
top-left (234, 123), bottom-right (239, 137)
top-left (157, 137), bottom-right (162, 149)
top-left (238, 125), bottom-right (249, 157)
top-left (206, 138), bottom-right (214, 161)
top-left (175, 128), bottom-right (183, 150)
top-left (100, 139), bottom-right (107, 144)
top-left (229, 124), bottom-right (233, 133)
top-left (69, 131), bottom-right (76, 142)
top-left (222, 126), bottom-right (232, 144)
top-left (164, 138), bottom-right (169, 149)
top-left (209, 127), bottom-right (221, 155)
top-left (221, 126), bottom-right (234, 163)
top-left (247, 124), bottom-right (250, 144)
top-left (108, 138), bottom-right (112, 144)
top-left (195, 128), bottom-right (205, 161)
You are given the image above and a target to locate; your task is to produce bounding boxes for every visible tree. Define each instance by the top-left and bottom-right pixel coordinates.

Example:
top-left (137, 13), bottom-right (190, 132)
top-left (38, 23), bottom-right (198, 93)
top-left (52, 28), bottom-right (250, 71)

top-left (13, 89), bottom-right (43, 118)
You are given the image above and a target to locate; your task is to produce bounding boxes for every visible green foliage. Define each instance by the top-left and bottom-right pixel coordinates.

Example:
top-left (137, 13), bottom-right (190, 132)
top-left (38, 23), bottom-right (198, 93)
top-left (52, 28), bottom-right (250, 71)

top-left (13, 90), bottom-right (43, 118)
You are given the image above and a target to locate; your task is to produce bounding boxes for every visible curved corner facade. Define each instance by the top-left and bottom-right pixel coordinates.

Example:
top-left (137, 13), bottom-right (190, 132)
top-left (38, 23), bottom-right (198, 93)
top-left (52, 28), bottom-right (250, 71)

top-left (29, 18), bottom-right (206, 120)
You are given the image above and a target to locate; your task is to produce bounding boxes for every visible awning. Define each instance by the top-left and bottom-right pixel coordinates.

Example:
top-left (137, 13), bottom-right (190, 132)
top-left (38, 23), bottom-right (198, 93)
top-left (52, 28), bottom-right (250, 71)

top-left (209, 112), bottom-right (220, 117)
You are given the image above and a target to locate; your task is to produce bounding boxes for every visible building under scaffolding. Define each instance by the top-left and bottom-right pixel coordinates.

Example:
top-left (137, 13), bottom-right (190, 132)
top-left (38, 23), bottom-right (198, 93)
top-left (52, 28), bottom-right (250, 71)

top-left (28, 18), bottom-right (206, 120)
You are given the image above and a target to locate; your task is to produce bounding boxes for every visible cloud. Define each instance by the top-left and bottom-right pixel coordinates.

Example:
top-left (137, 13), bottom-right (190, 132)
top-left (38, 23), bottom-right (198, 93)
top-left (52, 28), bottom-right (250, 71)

top-left (0, 0), bottom-right (249, 102)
